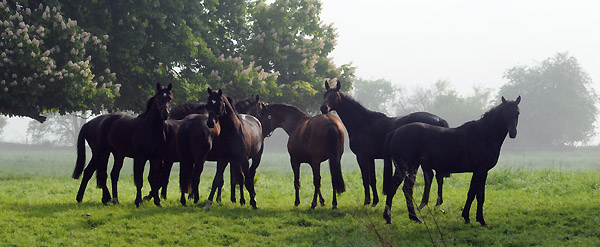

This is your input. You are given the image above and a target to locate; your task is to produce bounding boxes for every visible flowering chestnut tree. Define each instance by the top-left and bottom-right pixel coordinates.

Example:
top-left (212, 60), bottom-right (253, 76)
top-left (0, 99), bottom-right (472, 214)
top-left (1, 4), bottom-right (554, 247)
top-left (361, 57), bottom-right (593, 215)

top-left (0, 1), bottom-right (118, 122)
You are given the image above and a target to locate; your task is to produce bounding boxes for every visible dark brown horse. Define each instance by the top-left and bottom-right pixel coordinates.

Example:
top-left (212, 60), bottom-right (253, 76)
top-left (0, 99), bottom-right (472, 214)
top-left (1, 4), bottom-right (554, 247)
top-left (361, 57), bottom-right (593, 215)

top-left (320, 80), bottom-right (449, 206)
top-left (72, 83), bottom-right (173, 206)
top-left (254, 103), bottom-right (346, 208)
top-left (382, 96), bottom-right (521, 225)
top-left (204, 89), bottom-right (264, 210)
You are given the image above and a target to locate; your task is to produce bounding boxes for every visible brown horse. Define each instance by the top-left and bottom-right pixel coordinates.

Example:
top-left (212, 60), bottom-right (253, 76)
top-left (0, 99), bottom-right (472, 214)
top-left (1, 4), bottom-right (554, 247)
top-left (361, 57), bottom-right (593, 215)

top-left (204, 89), bottom-right (264, 210)
top-left (382, 96), bottom-right (521, 225)
top-left (254, 103), bottom-right (346, 208)
top-left (320, 80), bottom-right (449, 206)
top-left (72, 83), bottom-right (173, 206)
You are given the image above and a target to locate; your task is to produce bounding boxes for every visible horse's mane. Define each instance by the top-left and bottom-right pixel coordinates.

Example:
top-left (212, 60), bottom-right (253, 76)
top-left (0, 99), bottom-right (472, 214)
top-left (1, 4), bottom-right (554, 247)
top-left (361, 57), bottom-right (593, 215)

top-left (339, 92), bottom-right (388, 119)
top-left (268, 104), bottom-right (309, 118)
top-left (456, 102), bottom-right (505, 129)
top-left (138, 96), bottom-right (156, 118)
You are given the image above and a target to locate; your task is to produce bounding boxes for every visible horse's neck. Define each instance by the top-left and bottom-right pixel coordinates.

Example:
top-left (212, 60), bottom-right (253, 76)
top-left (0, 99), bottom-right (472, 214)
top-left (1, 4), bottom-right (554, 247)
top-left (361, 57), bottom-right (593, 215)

top-left (219, 98), bottom-right (243, 132)
top-left (335, 94), bottom-right (375, 133)
top-left (272, 105), bottom-right (310, 136)
top-left (475, 116), bottom-right (509, 151)
top-left (139, 98), bottom-right (165, 130)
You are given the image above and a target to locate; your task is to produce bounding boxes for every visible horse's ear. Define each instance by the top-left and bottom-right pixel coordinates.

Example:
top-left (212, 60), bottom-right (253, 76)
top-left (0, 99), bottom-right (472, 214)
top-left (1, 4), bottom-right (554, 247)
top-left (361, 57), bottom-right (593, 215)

top-left (167, 83), bottom-right (172, 90)
top-left (217, 89), bottom-right (222, 96)
top-left (226, 96), bottom-right (233, 105)
top-left (325, 81), bottom-right (330, 90)
top-left (515, 95), bottom-right (521, 105)
top-left (501, 96), bottom-right (507, 104)
top-left (207, 87), bottom-right (213, 95)
top-left (255, 94), bottom-right (260, 103)
top-left (156, 83), bottom-right (162, 91)
top-left (336, 80), bottom-right (341, 90)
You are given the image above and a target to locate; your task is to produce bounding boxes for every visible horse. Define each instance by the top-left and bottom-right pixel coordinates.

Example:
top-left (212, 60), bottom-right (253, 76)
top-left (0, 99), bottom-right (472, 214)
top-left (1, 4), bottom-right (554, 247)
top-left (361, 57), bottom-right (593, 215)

top-left (320, 80), bottom-right (449, 206)
top-left (382, 96), bottom-right (521, 225)
top-left (72, 83), bottom-right (173, 205)
top-left (204, 88), bottom-right (264, 210)
top-left (254, 103), bottom-right (346, 208)
top-left (73, 90), bottom-right (206, 204)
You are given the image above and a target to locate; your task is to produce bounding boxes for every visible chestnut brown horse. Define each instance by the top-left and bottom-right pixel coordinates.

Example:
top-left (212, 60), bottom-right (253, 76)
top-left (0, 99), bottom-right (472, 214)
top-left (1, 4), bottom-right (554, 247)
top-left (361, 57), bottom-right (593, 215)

top-left (254, 103), bottom-right (346, 208)
top-left (320, 80), bottom-right (449, 206)
top-left (72, 83), bottom-right (173, 206)
top-left (382, 96), bottom-right (521, 225)
top-left (204, 89), bottom-right (264, 210)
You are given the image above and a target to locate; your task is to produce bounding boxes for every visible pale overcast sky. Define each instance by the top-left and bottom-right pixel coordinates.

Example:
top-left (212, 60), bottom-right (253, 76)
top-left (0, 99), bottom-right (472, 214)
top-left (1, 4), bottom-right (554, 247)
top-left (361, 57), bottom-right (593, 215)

top-left (320, 0), bottom-right (600, 94)
top-left (3, 0), bottom-right (600, 143)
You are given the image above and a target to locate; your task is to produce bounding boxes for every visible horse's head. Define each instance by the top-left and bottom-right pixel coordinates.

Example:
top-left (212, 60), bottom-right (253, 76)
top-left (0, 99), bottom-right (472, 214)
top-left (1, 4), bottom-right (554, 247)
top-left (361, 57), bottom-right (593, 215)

top-left (154, 83), bottom-right (173, 120)
top-left (501, 96), bottom-right (521, 138)
top-left (235, 95), bottom-right (262, 116)
top-left (320, 80), bottom-right (342, 114)
top-left (206, 88), bottom-right (227, 128)
top-left (256, 104), bottom-right (275, 137)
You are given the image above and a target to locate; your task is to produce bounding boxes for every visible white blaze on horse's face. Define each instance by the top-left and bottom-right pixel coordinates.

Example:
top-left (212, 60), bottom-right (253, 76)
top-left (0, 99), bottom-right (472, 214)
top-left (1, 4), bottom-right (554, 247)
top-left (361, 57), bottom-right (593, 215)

top-left (212, 100), bottom-right (217, 104)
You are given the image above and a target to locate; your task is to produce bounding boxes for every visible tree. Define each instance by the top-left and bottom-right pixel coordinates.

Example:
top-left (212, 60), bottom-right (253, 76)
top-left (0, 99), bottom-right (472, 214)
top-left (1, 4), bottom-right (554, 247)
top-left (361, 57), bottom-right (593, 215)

top-left (0, 1), bottom-right (118, 122)
top-left (26, 112), bottom-right (87, 146)
top-left (352, 78), bottom-right (401, 115)
top-left (426, 80), bottom-right (492, 127)
top-left (499, 52), bottom-right (598, 147)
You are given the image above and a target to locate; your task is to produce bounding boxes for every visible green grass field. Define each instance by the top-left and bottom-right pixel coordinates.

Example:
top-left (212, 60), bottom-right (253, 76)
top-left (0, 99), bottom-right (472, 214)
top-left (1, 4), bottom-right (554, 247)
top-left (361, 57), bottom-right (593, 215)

top-left (0, 143), bottom-right (599, 246)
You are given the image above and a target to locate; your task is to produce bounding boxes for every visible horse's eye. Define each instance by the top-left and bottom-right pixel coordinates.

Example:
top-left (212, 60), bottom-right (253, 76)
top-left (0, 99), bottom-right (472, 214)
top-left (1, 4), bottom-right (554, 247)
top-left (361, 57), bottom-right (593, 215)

top-left (268, 115), bottom-right (272, 120)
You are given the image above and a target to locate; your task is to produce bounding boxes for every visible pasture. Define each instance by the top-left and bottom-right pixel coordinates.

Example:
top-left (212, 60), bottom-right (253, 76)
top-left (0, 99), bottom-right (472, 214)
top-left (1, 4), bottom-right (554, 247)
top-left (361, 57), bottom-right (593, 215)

top-left (0, 143), bottom-right (599, 246)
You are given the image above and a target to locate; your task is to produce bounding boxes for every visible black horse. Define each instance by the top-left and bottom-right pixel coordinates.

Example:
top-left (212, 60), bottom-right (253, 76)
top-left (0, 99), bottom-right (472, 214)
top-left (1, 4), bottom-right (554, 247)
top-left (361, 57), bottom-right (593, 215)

top-left (72, 83), bottom-right (173, 206)
top-left (382, 96), bottom-right (521, 225)
top-left (204, 89), bottom-right (264, 210)
top-left (73, 87), bottom-right (211, 204)
top-left (320, 80), bottom-right (449, 206)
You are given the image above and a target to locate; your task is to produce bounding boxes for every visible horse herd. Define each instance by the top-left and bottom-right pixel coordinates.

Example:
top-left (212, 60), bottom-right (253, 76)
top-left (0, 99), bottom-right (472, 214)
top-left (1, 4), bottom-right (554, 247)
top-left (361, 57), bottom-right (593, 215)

top-left (72, 80), bottom-right (521, 226)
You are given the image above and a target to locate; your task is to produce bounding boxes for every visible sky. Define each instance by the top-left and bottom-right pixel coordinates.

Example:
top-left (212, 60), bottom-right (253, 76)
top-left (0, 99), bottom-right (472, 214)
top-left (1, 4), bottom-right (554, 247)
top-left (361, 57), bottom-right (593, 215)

top-left (3, 0), bottom-right (600, 143)
top-left (320, 0), bottom-right (600, 94)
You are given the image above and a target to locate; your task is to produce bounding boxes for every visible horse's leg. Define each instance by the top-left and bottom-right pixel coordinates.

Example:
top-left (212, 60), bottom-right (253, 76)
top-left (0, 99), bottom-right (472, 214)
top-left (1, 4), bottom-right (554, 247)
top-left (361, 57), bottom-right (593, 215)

top-left (435, 173), bottom-right (444, 206)
top-left (291, 158), bottom-right (301, 206)
top-left (403, 167), bottom-right (422, 223)
top-left (178, 158), bottom-right (192, 206)
top-left (418, 168), bottom-right (434, 210)
top-left (191, 159), bottom-right (205, 204)
top-left (309, 163), bottom-right (322, 209)
top-left (96, 151), bottom-right (112, 205)
top-left (383, 165), bottom-right (405, 224)
top-left (462, 172), bottom-right (481, 224)
top-left (133, 158), bottom-right (146, 208)
top-left (475, 172), bottom-right (489, 226)
top-left (76, 154), bottom-right (98, 203)
top-left (356, 155), bottom-right (372, 205)
top-left (241, 159), bottom-right (257, 209)
top-left (205, 159), bottom-right (227, 211)
top-left (238, 167), bottom-right (246, 206)
top-left (368, 158), bottom-right (379, 206)
top-left (160, 161), bottom-right (174, 200)
top-left (225, 167), bottom-right (233, 203)
top-left (147, 158), bottom-right (163, 207)
top-left (110, 155), bottom-right (125, 204)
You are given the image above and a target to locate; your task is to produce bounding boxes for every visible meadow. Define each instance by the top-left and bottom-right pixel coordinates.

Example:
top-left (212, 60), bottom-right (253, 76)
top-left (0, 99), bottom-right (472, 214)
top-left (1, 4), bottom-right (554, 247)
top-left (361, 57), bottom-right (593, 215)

top-left (0, 143), bottom-right (599, 246)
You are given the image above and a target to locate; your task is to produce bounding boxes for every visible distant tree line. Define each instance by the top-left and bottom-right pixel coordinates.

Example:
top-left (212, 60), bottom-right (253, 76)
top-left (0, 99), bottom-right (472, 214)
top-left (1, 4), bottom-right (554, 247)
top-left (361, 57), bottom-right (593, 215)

top-left (352, 53), bottom-right (598, 149)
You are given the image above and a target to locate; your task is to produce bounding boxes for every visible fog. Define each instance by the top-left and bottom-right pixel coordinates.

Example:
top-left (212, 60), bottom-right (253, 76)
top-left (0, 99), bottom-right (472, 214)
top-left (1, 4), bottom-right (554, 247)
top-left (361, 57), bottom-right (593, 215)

top-left (2, 0), bottom-right (600, 145)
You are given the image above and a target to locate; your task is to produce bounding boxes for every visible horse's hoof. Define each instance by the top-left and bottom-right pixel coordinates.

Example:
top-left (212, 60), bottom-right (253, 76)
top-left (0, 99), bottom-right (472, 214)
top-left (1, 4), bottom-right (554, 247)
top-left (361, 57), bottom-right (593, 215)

top-left (251, 200), bottom-right (257, 209)
top-left (180, 197), bottom-right (186, 207)
top-left (463, 217), bottom-right (471, 224)
top-left (240, 199), bottom-right (246, 206)
top-left (364, 199), bottom-right (370, 205)
top-left (383, 206), bottom-right (392, 224)
top-left (410, 215), bottom-right (423, 224)
top-left (372, 197), bottom-right (379, 206)
top-left (111, 198), bottom-right (120, 205)
top-left (204, 200), bottom-right (213, 211)
top-left (294, 200), bottom-right (300, 207)
top-left (76, 195), bottom-right (83, 203)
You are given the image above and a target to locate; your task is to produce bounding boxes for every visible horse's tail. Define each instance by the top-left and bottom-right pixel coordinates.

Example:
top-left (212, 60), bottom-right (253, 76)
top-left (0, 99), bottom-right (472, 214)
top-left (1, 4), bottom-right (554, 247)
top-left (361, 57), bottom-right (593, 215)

top-left (72, 122), bottom-right (88, 179)
top-left (327, 120), bottom-right (345, 194)
top-left (382, 131), bottom-right (395, 196)
top-left (177, 122), bottom-right (193, 194)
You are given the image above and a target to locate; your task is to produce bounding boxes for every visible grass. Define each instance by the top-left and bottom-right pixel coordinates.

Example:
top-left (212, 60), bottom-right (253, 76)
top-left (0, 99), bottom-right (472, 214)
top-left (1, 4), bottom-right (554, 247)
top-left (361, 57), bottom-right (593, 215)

top-left (0, 144), bottom-right (599, 246)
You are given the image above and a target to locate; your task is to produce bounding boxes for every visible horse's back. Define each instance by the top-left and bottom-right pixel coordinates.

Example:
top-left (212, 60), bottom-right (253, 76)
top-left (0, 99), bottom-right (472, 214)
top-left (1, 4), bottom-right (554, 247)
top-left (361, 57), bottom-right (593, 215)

top-left (288, 114), bottom-right (343, 163)
top-left (239, 114), bottom-right (263, 157)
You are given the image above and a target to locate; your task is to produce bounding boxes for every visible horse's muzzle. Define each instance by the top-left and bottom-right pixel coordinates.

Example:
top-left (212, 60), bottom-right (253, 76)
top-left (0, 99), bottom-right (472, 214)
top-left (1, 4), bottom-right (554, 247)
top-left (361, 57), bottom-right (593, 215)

top-left (320, 105), bottom-right (329, 114)
top-left (509, 129), bottom-right (517, 138)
